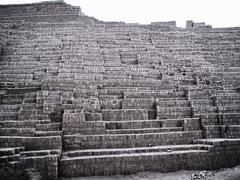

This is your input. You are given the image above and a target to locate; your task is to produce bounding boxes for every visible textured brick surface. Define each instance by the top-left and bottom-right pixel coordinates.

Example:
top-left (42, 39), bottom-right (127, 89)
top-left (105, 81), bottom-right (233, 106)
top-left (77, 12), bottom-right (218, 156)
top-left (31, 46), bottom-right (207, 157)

top-left (0, 1), bottom-right (240, 179)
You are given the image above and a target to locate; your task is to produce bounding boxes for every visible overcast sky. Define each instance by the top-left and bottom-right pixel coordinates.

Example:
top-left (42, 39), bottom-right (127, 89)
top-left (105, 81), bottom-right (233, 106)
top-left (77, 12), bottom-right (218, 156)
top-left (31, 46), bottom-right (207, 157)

top-left (0, 0), bottom-right (240, 28)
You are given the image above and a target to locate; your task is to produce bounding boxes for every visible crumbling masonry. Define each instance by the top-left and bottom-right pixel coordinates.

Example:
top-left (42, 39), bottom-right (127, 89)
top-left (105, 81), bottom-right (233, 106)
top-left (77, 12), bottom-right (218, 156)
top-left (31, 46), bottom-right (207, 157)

top-left (0, 1), bottom-right (240, 179)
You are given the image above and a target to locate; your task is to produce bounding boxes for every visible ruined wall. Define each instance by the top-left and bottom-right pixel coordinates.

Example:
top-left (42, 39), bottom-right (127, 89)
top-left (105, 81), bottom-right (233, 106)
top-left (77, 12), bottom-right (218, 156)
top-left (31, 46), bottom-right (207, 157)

top-left (60, 139), bottom-right (240, 177)
top-left (0, 1), bottom-right (82, 22)
top-left (0, 1), bottom-right (240, 179)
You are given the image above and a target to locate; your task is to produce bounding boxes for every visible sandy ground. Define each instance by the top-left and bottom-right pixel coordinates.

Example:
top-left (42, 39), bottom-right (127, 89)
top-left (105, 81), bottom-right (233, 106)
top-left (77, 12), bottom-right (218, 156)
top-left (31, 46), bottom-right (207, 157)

top-left (205, 166), bottom-right (240, 180)
top-left (59, 171), bottom-right (198, 180)
top-left (59, 166), bottom-right (240, 180)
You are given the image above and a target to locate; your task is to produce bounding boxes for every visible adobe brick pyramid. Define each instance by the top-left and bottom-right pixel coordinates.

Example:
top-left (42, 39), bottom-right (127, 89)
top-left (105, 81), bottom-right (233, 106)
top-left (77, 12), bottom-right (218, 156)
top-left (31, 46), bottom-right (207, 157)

top-left (0, 1), bottom-right (240, 179)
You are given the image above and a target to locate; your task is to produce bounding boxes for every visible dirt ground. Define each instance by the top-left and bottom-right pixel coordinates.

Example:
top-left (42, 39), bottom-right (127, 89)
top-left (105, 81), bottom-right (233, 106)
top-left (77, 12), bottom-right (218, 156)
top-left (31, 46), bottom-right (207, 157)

top-left (59, 166), bottom-right (240, 180)
top-left (206, 166), bottom-right (240, 180)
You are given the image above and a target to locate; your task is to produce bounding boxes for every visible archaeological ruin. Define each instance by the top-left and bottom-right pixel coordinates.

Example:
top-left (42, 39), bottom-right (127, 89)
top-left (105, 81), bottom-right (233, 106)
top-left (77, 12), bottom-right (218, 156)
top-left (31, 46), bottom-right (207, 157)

top-left (0, 1), bottom-right (240, 179)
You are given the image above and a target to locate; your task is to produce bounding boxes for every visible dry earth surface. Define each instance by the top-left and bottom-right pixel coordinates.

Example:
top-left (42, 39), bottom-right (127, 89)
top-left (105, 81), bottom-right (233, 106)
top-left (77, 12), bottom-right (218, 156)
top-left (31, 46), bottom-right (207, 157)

top-left (59, 166), bottom-right (240, 180)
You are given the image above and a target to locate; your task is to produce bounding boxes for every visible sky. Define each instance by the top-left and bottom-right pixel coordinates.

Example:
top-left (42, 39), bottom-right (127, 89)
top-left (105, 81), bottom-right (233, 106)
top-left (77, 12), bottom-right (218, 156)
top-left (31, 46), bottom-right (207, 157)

top-left (0, 0), bottom-right (239, 28)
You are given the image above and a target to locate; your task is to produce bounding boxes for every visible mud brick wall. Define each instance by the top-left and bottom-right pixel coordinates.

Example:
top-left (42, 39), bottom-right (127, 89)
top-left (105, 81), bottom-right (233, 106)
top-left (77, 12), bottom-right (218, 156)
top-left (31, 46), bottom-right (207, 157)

top-left (1, 1), bottom-right (240, 179)
top-left (183, 118), bottom-right (201, 131)
top-left (122, 99), bottom-right (156, 109)
top-left (204, 125), bottom-right (240, 138)
top-left (20, 155), bottom-right (59, 180)
top-left (198, 139), bottom-right (240, 169)
top-left (63, 131), bottom-right (203, 150)
top-left (102, 109), bottom-right (148, 121)
top-left (200, 114), bottom-right (219, 126)
top-left (62, 111), bottom-right (105, 135)
top-left (157, 107), bottom-right (192, 119)
top-left (151, 21), bottom-right (176, 27)
top-left (203, 126), bottom-right (221, 138)
top-left (85, 112), bottom-right (103, 121)
top-left (221, 113), bottom-right (240, 125)
top-left (185, 20), bottom-right (212, 28)
top-left (60, 151), bottom-right (209, 177)
top-left (61, 139), bottom-right (240, 177)
top-left (0, 136), bottom-right (61, 150)
top-left (0, 2), bottom-right (82, 22)
top-left (224, 126), bottom-right (240, 138)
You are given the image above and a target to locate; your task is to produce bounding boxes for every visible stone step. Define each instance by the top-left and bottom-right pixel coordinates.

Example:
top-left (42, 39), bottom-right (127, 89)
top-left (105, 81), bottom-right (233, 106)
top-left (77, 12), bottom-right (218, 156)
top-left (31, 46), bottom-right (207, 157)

top-left (98, 95), bottom-right (122, 101)
top-left (35, 123), bottom-right (61, 131)
top-left (224, 125), bottom-right (240, 138)
top-left (100, 99), bottom-right (122, 109)
top-left (0, 69), bottom-right (37, 75)
top-left (60, 148), bottom-right (209, 177)
top-left (122, 98), bottom-right (156, 110)
top-left (63, 130), bottom-right (203, 150)
top-left (220, 113), bottom-right (240, 125)
top-left (105, 119), bottom-right (164, 129)
top-left (1, 120), bottom-right (51, 128)
top-left (0, 136), bottom-right (62, 151)
top-left (0, 104), bottom-right (20, 112)
top-left (20, 103), bottom-right (38, 111)
top-left (20, 149), bottom-right (61, 157)
top-left (0, 154), bottom-right (20, 164)
top-left (98, 89), bottom-right (181, 97)
top-left (1, 95), bottom-right (24, 104)
top-left (103, 74), bottom-right (154, 80)
top-left (0, 147), bottom-right (24, 156)
top-left (157, 99), bottom-right (190, 107)
top-left (102, 109), bottom-right (148, 121)
top-left (219, 106), bottom-right (240, 113)
top-left (6, 87), bottom-right (40, 94)
top-left (23, 92), bottom-right (37, 101)
top-left (18, 110), bottom-right (42, 120)
top-left (0, 128), bottom-right (35, 136)
top-left (191, 99), bottom-right (213, 107)
top-left (188, 90), bottom-right (211, 99)
top-left (98, 89), bottom-right (125, 96)
top-left (6, 160), bottom-right (20, 169)
top-left (204, 124), bottom-right (240, 138)
top-left (217, 99), bottom-right (240, 107)
top-left (201, 112), bottom-right (240, 126)
top-left (124, 90), bottom-right (186, 99)
top-left (193, 106), bottom-right (218, 115)
top-left (107, 85), bottom-right (175, 91)
top-left (35, 131), bottom-right (62, 136)
top-left (0, 82), bottom-right (40, 89)
top-left (162, 118), bottom-right (191, 127)
top-left (148, 110), bottom-right (157, 119)
top-left (0, 112), bottom-right (18, 121)
top-left (102, 80), bottom-right (172, 89)
top-left (106, 127), bottom-right (183, 134)
top-left (102, 86), bottom-right (153, 92)
top-left (62, 144), bottom-right (212, 158)
top-left (23, 96), bottom-right (37, 103)
top-left (104, 118), bottom-right (191, 130)
top-left (216, 94), bottom-right (240, 100)
top-left (157, 107), bottom-right (193, 119)
top-left (0, 74), bottom-right (33, 82)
